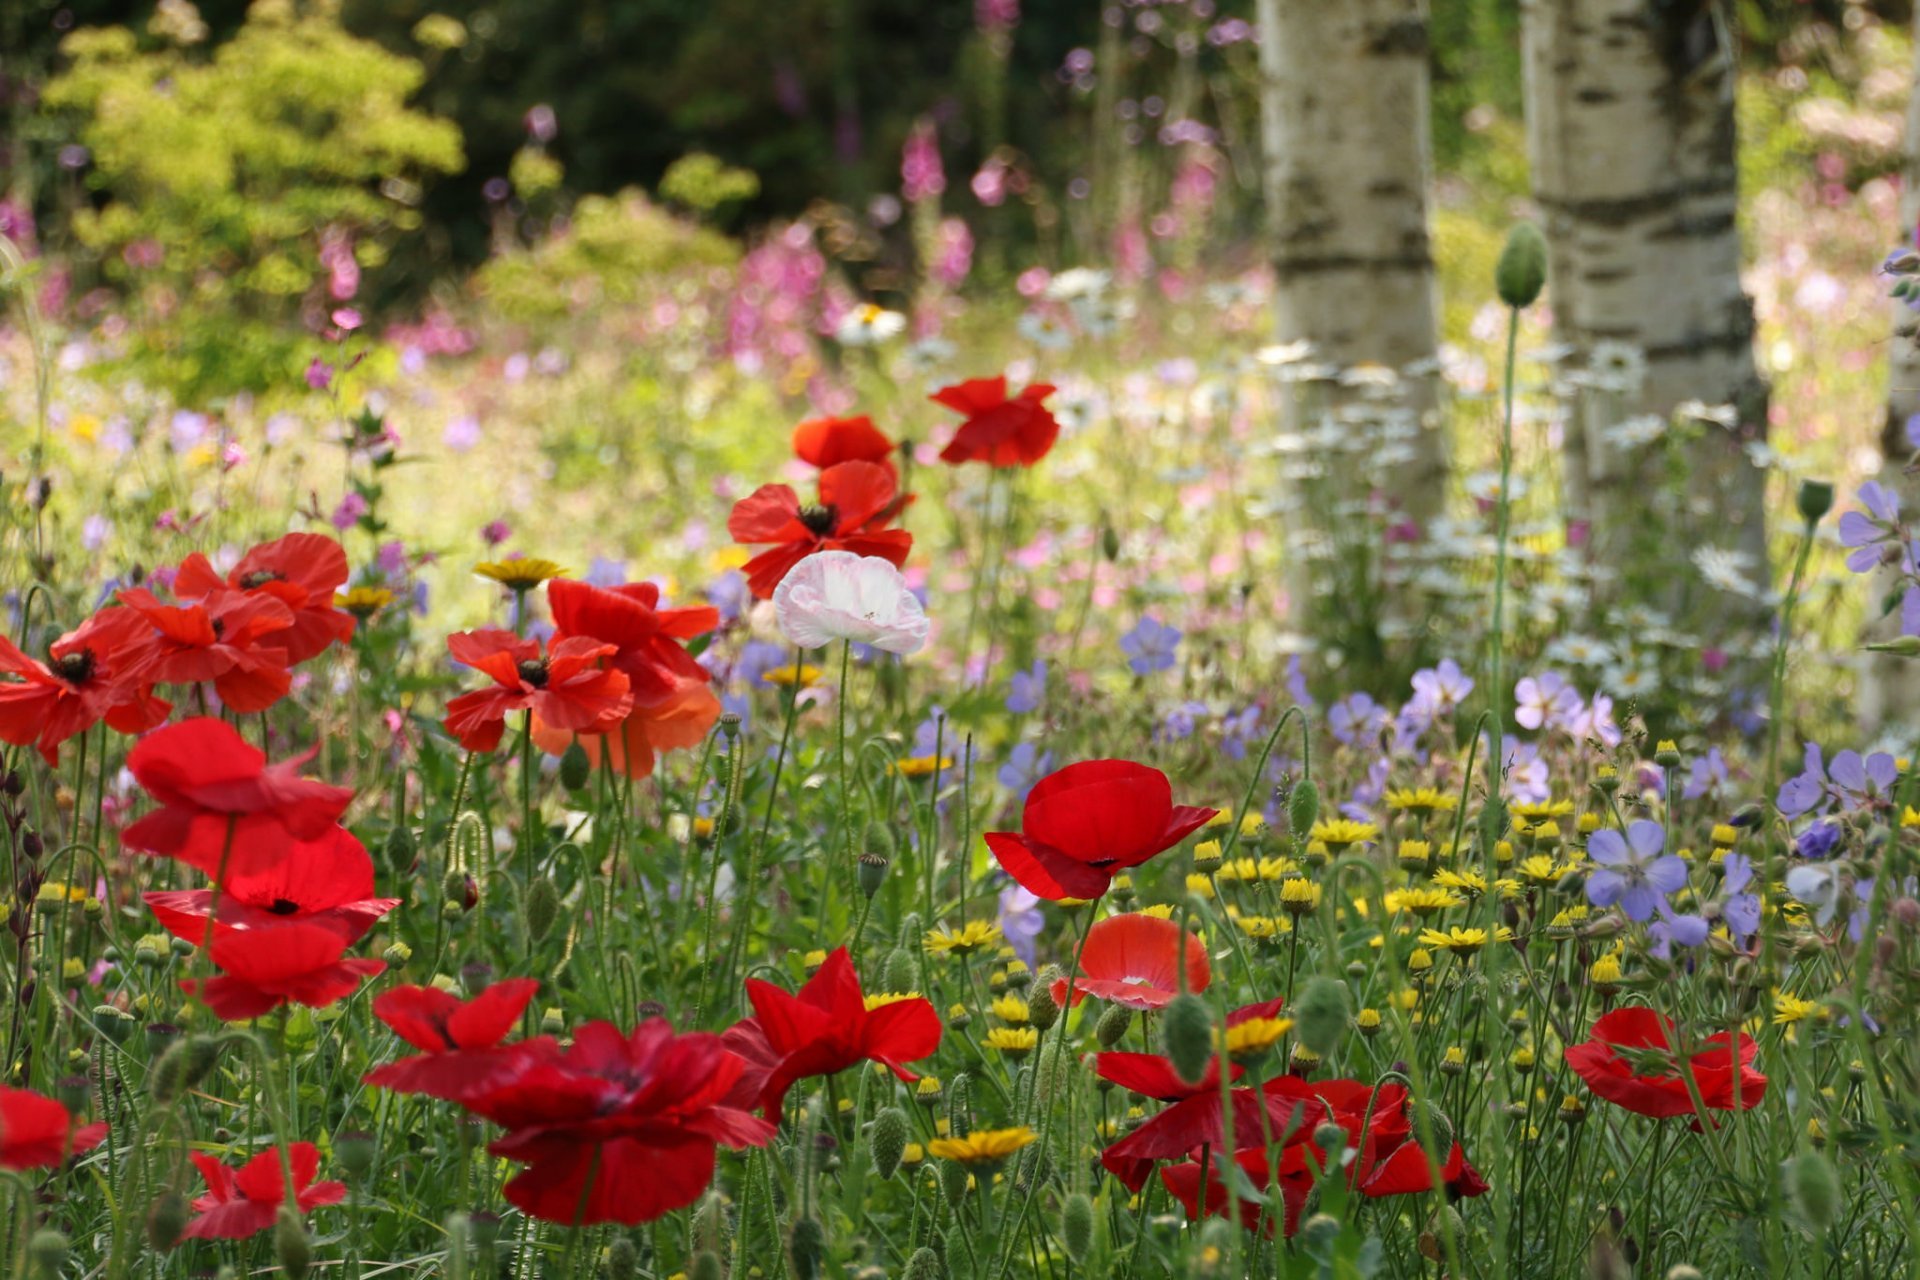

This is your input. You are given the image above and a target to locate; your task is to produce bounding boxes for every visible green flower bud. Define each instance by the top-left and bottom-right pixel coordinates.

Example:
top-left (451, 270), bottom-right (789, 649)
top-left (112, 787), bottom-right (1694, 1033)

top-left (1101, 522), bottom-right (1121, 562)
top-left (1095, 1002), bottom-right (1133, 1049)
top-left (691, 1191), bottom-right (727, 1254)
top-left (151, 1035), bottom-right (221, 1104)
top-left (559, 741), bottom-right (593, 792)
top-left (883, 947), bottom-right (918, 995)
top-left (336, 1130), bottom-right (377, 1177)
top-left (790, 1217), bottom-right (825, 1280)
top-left (384, 824), bottom-right (416, 867)
top-left (870, 1106), bottom-right (910, 1180)
top-left (274, 1206), bottom-right (311, 1280)
top-left (1495, 221), bottom-right (1548, 308)
top-left (1061, 1191), bottom-right (1095, 1262)
top-left (1027, 980), bottom-right (1060, 1032)
top-left (524, 875), bottom-right (561, 944)
top-left (1287, 778), bottom-right (1320, 838)
top-left (1796, 479), bottom-right (1835, 526)
top-left (1160, 993), bottom-right (1214, 1085)
top-left (941, 1157), bottom-right (971, 1208)
top-left (147, 1190), bottom-right (189, 1251)
top-left (903, 1246), bottom-right (943, 1280)
top-left (1300, 1213), bottom-right (1341, 1249)
top-left (1295, 976), bottom-right (1351, 1059)
top-left (1786, 1151), bottom-right (1839, 1231)
top-left (28, 1228), bottom-right (67, 1279)
top-left (604, 1234), bottom-right (638, 1280)
top-left (689, 1251), bottom-right (724, 1280)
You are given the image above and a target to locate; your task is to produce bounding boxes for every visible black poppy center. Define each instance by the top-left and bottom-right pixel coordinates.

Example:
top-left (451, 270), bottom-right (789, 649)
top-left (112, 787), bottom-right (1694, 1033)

top-left (50, 649), bottom-right (95, 685)
top-left (517, 659), bottom-right (550, 688)
top-left (210, 617), bottom-right (226, 637)
top-left (798, 503), bottom-right (839, 536)
top-left (240, 569), bottom-right (285, 589)
top-left (267, 898), bottom-right (301, 915)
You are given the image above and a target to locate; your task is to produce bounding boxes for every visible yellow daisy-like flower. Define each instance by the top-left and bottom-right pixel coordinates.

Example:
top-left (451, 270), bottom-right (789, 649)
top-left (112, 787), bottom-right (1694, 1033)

top-left (863, 991), bottom-right (923, 1012)
top-left (1515, 855), bottom-right (1570, 886)
top-left (990, 995), bottom-right (1031, 1025)
top-left (475, 558), bottom-right (566, 590)
top-left (900, 1142), bottom-right (926, 1167)
top-left (924, 921), bottom-right (1004, 957)
top-left (1589, 953), bottom-right (1623, 987)
top-left (1418, 926), bottom-right (1498, 956)
top-left (984, 1027), bottom-right (1039, 1058)
top-left (335, 585), bottom-right (395, 620)
top-left (1236, 914), bottom-right (1290, 939)
top-left (1239, 812), bottom-right (1267, 839)
top-left (1310, 819), bottom-right (1379, 850)
top-left (890, 755), bottom-right (954, 778)
top-left (1432, 868), bottom-right (1488, 897)
top-left (1575, 812), bottom-right (1601, 835)
top-left (1383, 886), bottom-right (1464, 918)
top-left (1257, 857), bottom-right (1294, 881)
top-left (1510, 799), bottom-right (1574, 823)
top-left (1203, 809), bottom-right (1233, 829)
top-left (1185, 873), bottom-right (1215, 899)
top-left (928, 1127), bottom-right (1037, 1165)
top-left (1222, 1015), bottom-right (1292, 1058)
top-left (1216, 857), bottom-right (1260, 883)
top-left (1396, 840), bottom-right (1433, 871)
top-left (1710, 823), bottom-right (1740, 848)
top-left (1407, 948), bottom-right (1435, 973)
top-left (1773, 993), bottom-right (1821, 1026)
top-left (1902, 806), bottom-right (1920, 830)
top-left (761, 664), bottom-right (825, 688)
top-left (802, 949), bottom-right (828, 974)
top-left (1137, 903), bottom-right (1178, 920)
top-left (1354, 1008), bottom-right (1383, 1035)
top-left (1385, 787), bottom-right (1459, 815)
top-left (1279, 878), bottom-right (1322, 913)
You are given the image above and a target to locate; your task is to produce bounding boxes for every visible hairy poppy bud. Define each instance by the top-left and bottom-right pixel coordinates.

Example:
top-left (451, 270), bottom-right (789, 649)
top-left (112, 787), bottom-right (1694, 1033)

top-left (442, 869), bottom-right (478, 911)
top-left (941, 1157), bottom-right (971, 1208)
top-left (1300, 1214), bottom-right (1341, 1249)
top-left (1786, 1151), bottom-right (1838, 1231)
top-left (1095, 1002), bottom-right (1132, 1049)
top-left (870, 1106), bottom-right (909, 1179)
top-left (789, 1216), bottom-right (824, 1280)
top-left (1496, 221), bottom-right (1548, 308)
top-left (1027, 980), bottom-right (1060, 1032)
top-left (384, 824), bottom-right (416, 867)
top-left (151, 1035), bottom-right (221, 1104)
top-left (689, 1252), bottom-right (724, 1280)
top-left (903, 1246), bottom-right (942, 1280)
top-left (604, 1236), bottom-right (638, 1279)
top-left (857, 852), bottom-right (889, 898)
top-left (1314, 1122), bottom-right (1348, 1156)
top-left (1287, 778), bottom-right (1320, 839)
top-left (1062, 1191), bottom-right (1095, 1260)
top-left (1295, 975), bottom-right (1351, 1059)
top-left (1101, 522), bottom-right (1121, 562)
top-left (336, 1131), bottom-right (377, 1177)
top-left (274, 1206), bottom-right (311, 1280)
top-left (28, 1229), bottom-right (66, 1279)
top-left (524, 875), bottom-right (561, 944)
top-left (883, 948), bottom-right (917, 994)
top-left (691, 1191), bottom-right (727, 1253)
top-left (559, 742), bottom-right (593, 792)
top-left (148, 1191), bottom-right (189, 1251)
top-left (1160, 993), bottom-right (1214, 1085)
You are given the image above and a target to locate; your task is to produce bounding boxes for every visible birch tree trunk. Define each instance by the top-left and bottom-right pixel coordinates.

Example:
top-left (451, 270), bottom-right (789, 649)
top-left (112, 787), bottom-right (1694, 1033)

top-left (1521, 0), bottom-right (1769, 584)
top-left (1256, 0), bottom-right (1446, 522)
top-left (1859, 11), bottom-right (1920, 733)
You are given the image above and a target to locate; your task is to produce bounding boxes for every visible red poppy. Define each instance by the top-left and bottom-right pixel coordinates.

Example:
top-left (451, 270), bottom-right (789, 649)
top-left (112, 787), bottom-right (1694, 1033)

top-left (174, 533), bottom-right (355, 665)
top-left (182, 1142), bottom-right (346, 1240)
top-left (0, 1086), bottom-right (107, 1170)
top-left (180, 919), bottom-right (385, 1021)
top-left (793, 414), bottom-right (897, 474)
top-left (122, 717), bottom-right (355, 880)
top-left (145, 825), bottom-right (397, 947)
top-left (931, 376), bottom-right (1060, 468)
top-left (727, 460), bottom-right (913, 599)
top-left (442, 630), bottom-right (632, 753)
top-left (1096, 1057), bottom-right (1322, 1193)
top-left (1160, 1148), bottom-right (1293, 1238)
top-left (118, 586), bottom-right (297, 713)
top-left (1290, 1079), bottom-right (1489, 1201)
top-left (544, 579), bottom-right (717, 703)
top-left (722, 947), bottom-right (941, 1119)
top-left (531, 677), bottom-right (721, 782)
top-left (1049, 913), bottom-right (1210, 1011)
top-left (363, 979), bottom-right (546, 1103)
top-left (985, 760), bottom-right (1215, 901)
top-left (1565, 1007), bottom-right (1767, 1118)
top-left (461, 1020), bottom-right (775, 1225)
top-left (0, 607), bottom-right (170, 763)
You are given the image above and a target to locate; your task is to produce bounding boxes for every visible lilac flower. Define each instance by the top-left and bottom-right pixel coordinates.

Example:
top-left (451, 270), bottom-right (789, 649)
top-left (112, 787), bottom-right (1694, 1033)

top-left (1838, 482), bottom-right (1905, 574)
top-left (584, 556), bottom-right (627, 588)
top-left (1586, 820), bottom-right (1687, 922)
top-left (1409, 659), bottom-right (1474, 718)
top-left (1513, 671), bottom-right (1579, 732)
top-left (1777, 743), bottom-right (1830, 817)
top-left (1794, 820), bottom-right (1840, 860)
top-left (1568, 694), bottom-right (1622, 748)
top-left (1119, 616), bottom-right (1182, 676)
top-left (1495, 736), bottom-right (1550, 804)
top-left (1343, 756), bottom-right (1390, 819)
top-left (1904, 586), bottom-right (1920, 638)
top-left (1221, 705), bottom-right (1262, 761)
top-left (707, 569), bottom-right (751, 623)
top-left (305, 357), bottom-right (334, 392)
top-left (1647, 907), bottom-right (1709, 959)
top-left (81, 515), bottom-right (111, 552)
top-left (1158, 701), bottom-right (1209, 744)
top-left (732, 640), bottom-right (789, 689)
top-left (997, 885), bottom-right (1045, 969)
top-left (1329, 693), bottom-right (1388, 746)
top-left (1285, 655), bottom-right (1315, 710)
top-left (1006, 659), bottom-right (1047, 715)
top-left (330, 493), bottom-right (368, 530)
top-left (1829, 749), bottom-right (1897, 808)
top-left (443, 414), bottom-right (482, 453)
top-left (1719, 852), bottom-right (1761, 941)
top-left (375, 540), bottom-right (409, 577)
top-left (1786, 863), bottom-right (1842, 927)
top-left (998, 741), bottom-right (1053, 801)
top-left (1682, 746), bottom-right (1729, 800)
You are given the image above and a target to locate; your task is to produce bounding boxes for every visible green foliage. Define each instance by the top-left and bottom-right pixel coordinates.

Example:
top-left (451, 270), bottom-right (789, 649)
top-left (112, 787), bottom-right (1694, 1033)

top-left (660, 152), bottom-right (763, 216)
top-left (43, 0), bottom-right (463, 399)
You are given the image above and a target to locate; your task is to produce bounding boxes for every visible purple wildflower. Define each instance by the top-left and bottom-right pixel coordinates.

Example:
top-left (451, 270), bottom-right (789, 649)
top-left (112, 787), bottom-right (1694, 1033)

top-left (1586, 820), bottom-right (1687, 922)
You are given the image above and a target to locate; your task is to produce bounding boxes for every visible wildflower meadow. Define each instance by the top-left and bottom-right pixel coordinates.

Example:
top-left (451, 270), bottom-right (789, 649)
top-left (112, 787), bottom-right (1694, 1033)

top-left (5, 1), bottom-right (1920, 1278)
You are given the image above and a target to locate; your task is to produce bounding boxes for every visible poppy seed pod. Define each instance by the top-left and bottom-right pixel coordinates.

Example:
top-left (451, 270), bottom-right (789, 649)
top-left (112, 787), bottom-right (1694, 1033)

top-left (274, 1206), bottom-right (312, 1280)
top-left (1495, 221), bottom-right (1548, 308)
top-left (870, 1106), bottom-right (910, 1179)
top-left (1027, 981), bottom-right (1060, 1032)
top-left (1061, 1190), bottom-right (1095, 1261)
top-left (1295, 975), bottom-right (1351, 1058)
top-left (1160, 993), bottom-right (1214, 1085)
top-left (857, 852), bottom-right (889, 898)
top-left (384, 824), bottom-right (416, 867)
top-left (1796, 479), bottom-right (1835, 525)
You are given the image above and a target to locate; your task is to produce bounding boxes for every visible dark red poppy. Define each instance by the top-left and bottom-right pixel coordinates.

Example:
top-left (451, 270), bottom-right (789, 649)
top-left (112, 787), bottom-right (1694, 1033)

top-left (118, 585), bottom-right (295, 712)
top-left (986, 760), bottom-right (1215, 901)
top-left (1565, 1007), bottom-right (1767, 1118)
top-left (122, 717), bottom-right (355, 880)
top-left (1050, 913), bottom-right (1211, 1011)
top-left (931, 376), bottom-right (1060, 468)
top-left (1096, 1057), bottom-right (1321, 1193)
top-left (0, 607), bottom-right (170, 763)
top-left (461, 1020), bottom-right (775, 1225)
top-left (793, 414), bottom-right (897, 475)
top-left (180, 919), bottom-right (385, 1021)
top-left (0, 1086), bottom-right (107, 1170)
top-left (174, 533), bottom-right (355, 665)
top-left (363, 979), bottom-right (547, 1103)
top-left (727, 460), bottom-right (913, 599)
top-left (722, 947), bottom-right (941, 1119)
top-left (145, 825), bottom-right (397, 947)
top-left (182, 1142), bottom-right (346, 1240)
top-left (442, 630), bottom-right (632, 753)
top-left (1160, 1148), bottom-right (1295, 1238)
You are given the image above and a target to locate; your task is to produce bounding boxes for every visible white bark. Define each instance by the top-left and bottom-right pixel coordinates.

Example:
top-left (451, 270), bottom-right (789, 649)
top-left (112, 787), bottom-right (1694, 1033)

top-left (1256, 0), bottom-right (1446, 518)
top-left (1859, 10), bottom-right (1920, 734)
top-left (1521, 0), bottom-right (1769, 576)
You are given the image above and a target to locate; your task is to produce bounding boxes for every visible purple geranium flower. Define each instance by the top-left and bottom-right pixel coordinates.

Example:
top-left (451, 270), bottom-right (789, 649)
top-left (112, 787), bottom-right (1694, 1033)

top-left (1410, 659), bottom-right (1474, 718)
top-left (998, 741), bottom-right (1053, 801)
top-left (1838, 482), bottom-right (1904, 574)
top-left (1329, 693), bottom-right (1388, 746)
top-left (1119, 616), bottom-right (1181, 676)
top-left (1514, 671), bottom-right (1579, 733)
top-left (1682, 746), bottom-right (1729, 801)
top-left (1006, 659), bottom-right (1047, 715)
top-left (1586, 820), bottom-right (1687, 922)
top-left (997, 885), bottom-right (1045, 969)
top-left (1719, 852), bottom-right (1761, 941)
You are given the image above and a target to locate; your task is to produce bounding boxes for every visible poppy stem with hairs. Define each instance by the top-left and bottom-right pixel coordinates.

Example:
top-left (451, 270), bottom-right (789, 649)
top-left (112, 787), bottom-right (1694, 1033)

top-left (833, 638), bottom-right (854, 930)
top-left (520, 709), bottom-right (536, 958)
top-left (722, 646), bottom-right (807, 998)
